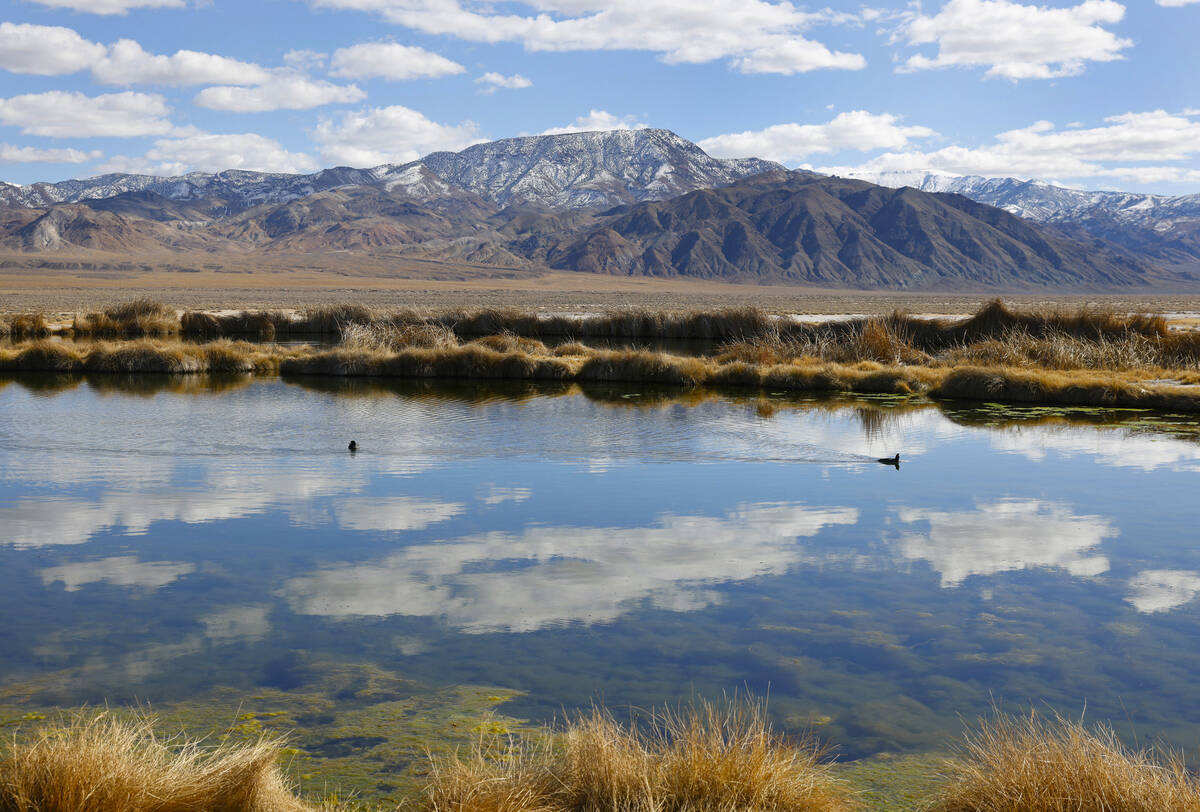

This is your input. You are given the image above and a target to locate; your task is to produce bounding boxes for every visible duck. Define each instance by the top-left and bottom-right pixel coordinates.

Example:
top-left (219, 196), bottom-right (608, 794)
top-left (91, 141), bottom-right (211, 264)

top-left (348, 440), bottom-right (358, 452)
top-left (877, 453), bottom-right (900, 469)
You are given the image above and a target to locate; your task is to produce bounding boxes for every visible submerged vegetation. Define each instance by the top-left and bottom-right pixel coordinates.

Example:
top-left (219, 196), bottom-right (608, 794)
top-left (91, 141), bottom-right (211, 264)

top-left (4, 299), bottom-right (1200, 411)
top-left (4, 702), bottom-right (1200, 812)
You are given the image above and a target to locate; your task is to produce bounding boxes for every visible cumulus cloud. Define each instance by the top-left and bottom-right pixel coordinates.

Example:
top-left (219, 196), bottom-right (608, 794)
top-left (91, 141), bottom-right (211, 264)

top-left (314, 104), bottom-right (484, 166)
top-left (0, 22), bottom-right (108, 76)
top-left (819, 110), bottom-right (1200, 184)
top-left (195, 75), bottom-right (365, 112)
top-left (310, 0), bottom-right (866, 75)
top-left (330, 42), bottom-right (464, 79)
top-left (98, 132), bottom-right (319, 176)
top-left (475, 71), bottom-right (532, 94)
top-left (899, 0), bottom-right (1131, 79)
top-left (541, 109), bottom-right (647, 135)
top-left (896, 500), bottom-right (1116, 587)
top-left (0, 90), bottom-right (172, 138)
top-left (40, 556), bottom-right (195, 592)
top-left (698, 111), bottom-right (937, 164)
top-left (0, 24), bottom-right (271, 88)
top-left (0, 143), bottom-right (100, 163)
top-left (92, 39), bottom-right (271, 86)
top-left (24, 0), bottom-right (184, 12)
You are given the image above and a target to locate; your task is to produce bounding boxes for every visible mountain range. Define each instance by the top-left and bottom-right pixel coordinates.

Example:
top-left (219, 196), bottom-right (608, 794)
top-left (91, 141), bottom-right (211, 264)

top-left (1, 128), bottom-right (1197, 291)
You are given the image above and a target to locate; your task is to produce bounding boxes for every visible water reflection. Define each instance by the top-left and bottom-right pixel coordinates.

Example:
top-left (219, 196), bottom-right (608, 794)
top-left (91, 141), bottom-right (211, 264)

top-left (281, 502), bottom-right (859, 632)
top-left (39, 556), bottom-right (195, 592)
top-left (991, 425), bottom-right (1200, 472)
top-left (1127, 570), bottom-right (1200, 613)
top-left (895, 500), bottom-right (1116, 587)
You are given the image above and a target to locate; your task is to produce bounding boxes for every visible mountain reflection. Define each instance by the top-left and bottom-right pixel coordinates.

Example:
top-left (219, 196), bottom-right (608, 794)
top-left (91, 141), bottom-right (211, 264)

top-left (281, 502), bottom-right (859, 632)
top-left (895, 500), bottom-right (1116, 587)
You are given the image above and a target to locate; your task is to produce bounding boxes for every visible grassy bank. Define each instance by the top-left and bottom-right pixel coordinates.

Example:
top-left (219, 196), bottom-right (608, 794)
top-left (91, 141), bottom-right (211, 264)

top-left (4, 704), bottom-right (1198, 812)
top-left (4, 299), bottom-right (1200, 411)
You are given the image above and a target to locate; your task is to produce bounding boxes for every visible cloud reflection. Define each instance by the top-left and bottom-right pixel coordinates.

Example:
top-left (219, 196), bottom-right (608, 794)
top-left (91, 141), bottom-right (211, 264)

top-left (39, 555), bottom-right (195, 592)
top-left (896, 500), bottom-right (1116, 587)
top-left (991, 426), bottom-right (1200, 472)
top-left (281, 502), bottom-right (859, 632)
top-left (1126, 570), bottom-right (1200, 613)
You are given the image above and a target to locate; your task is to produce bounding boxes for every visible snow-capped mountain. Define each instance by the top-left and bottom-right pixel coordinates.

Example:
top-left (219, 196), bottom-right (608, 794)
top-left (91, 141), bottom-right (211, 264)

top-left (840, 170), bottom-right (1200, 233)
top-left (0, 129), bottom-right (783, 213)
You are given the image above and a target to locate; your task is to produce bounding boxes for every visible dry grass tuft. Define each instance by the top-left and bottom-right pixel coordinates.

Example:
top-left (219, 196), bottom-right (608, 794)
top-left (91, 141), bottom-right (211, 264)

top-left (423, 698), bottom-right (853, 812)
top-left (7, 313), bottom-right (50, 339)
top-left (929, 710), bottom-right (1200, 812)
top-left (0, 711), bottom-right (313, 812)
top-left (74, 299), bottom-right (177, 337)
top-left (341, 321), bottom-right (460, 351)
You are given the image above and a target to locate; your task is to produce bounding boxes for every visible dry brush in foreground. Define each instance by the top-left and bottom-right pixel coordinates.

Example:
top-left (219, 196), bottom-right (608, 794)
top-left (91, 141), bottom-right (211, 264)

top-left (423, 699), bottom-right (852, 812)
top-left (928, 710), bottom-right (1200, 812)
top-left (0, 712), bottom-right (312, 812)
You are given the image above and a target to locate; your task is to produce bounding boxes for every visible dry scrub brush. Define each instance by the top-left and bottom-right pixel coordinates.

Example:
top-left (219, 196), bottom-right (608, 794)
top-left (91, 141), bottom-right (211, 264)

top-left (73, 299), bottom-right (177, 338)
top-left (423, 699), bottom-right (853, 812)
top-left (928, 710), bottom-right (1200, 812)
top-left (0, 712), bottom-right (312, 812)
top-left (6, 314), bottom-right (49, 339)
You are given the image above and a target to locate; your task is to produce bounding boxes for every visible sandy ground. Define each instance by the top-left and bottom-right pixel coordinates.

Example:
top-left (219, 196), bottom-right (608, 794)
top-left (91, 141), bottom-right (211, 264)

top-left (4, 252), bottom-right (1200, 319)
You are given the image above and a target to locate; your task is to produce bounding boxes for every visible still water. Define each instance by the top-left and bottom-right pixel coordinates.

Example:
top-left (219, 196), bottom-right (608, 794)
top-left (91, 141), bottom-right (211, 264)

top-left (2, 374), bottom-right (1200, 795)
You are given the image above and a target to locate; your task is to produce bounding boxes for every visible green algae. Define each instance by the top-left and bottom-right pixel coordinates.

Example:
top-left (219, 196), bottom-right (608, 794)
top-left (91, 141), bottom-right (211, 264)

top-left (0, 659), bottom-right (530, 805)
top-left (838, 752), bottom-right (951, 811)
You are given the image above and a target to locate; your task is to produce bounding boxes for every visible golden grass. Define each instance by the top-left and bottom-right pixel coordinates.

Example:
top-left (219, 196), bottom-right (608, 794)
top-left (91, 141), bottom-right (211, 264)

top-left (0, 339), bottom-right (288, 375)
top-left (5, 313), bottom-right (49, 339)
top-left (423, 698), bottom-right (853, 812)
top-left (0, 712), bottom-right (313, 812)
top-left (928, 711), bottom-right (1200, 812)
top-left (73, 299), bottom-right (177, 338)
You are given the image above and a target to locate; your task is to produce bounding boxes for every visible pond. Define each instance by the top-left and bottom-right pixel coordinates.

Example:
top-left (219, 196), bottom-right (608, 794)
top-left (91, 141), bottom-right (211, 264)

top-left (2, 374), bottom-right (1200, 800)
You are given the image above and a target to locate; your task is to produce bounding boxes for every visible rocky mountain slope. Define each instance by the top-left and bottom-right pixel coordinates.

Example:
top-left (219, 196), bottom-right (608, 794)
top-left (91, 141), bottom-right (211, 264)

top-left (2, 130), bottom-right (1196, 290)
top-left (844, 170), bottom-right (1200, 270)
top-left (0, 129), bottom-right (781, 213)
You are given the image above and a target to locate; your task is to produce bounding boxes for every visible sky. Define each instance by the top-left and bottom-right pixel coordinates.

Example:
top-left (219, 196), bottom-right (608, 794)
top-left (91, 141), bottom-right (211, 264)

top-left (0, 0), bottom-right (1197, 193)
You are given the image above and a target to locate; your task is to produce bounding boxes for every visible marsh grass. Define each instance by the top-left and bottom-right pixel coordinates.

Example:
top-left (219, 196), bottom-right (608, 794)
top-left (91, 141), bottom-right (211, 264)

top-left (0, 339), bottom-right (288, 375)
top-left (0, 712), bottom-right (312, 812)
top-left (74, 299), bottom-right (177, 338)
top-left (929, 711), bottom-right (1200, 812)
top-left (423, 699), bottom-right (853, 812)
top-left (6, 314), bottom-right (50, 339)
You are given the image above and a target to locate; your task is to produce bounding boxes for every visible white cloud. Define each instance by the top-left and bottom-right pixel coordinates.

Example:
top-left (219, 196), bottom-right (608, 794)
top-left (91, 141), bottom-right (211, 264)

top-left (92, 39), bottom-right (271, 86)
top-left (0, 22), bottom-right (107, 75)
top-left (481, 486), bottom-right (532, 505)
top-left (698, 111), bottom-right (937, 164)
top-left (333, 496), bottom-right (465, 531)
top-left (1157, 0), bottom-right (1200, 6)
top-left (310, 0), bottom-right (866, 75)
top-left (281, 502), bottom-right (859, 631)
top-left (195, 75), bottom-right (365, 112)
top-left (896, 500), bottom-right (1116, 587)
top-left (820, 110), bottom-right (1200, 184)
top-left (314, 104), bottom-right (484, 166)
top-left (0, 143), bottom-right (100, 163)
top-left (98, 132), bottom-right (318, 175)
top-left (40, 556), bottom-right (194, 592)
top-left (25, 0), bottom-right (185, 12)
top-left (541, 109), bottom-right (647, 135)
top-left (284, 49), bottom-right (327, 70)
top-left (1127, 570), bottom-right (1200, 613)
top-left (0, 91), bottom-right (172, 137)
top-left (475, 71), bottom-right (532, 94)
top-left (330, 42), bottom-right (464, 80)
top-left (899, 0), bottom-right (1131, 80)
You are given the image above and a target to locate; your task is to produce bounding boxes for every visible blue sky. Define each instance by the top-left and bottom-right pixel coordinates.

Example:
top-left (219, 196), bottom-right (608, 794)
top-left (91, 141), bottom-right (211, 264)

top-left (0, 0), bottom-right (1197, 192)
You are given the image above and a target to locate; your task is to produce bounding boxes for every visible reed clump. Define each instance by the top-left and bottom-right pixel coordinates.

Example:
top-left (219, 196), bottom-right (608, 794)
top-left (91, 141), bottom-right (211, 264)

top-left (423, 698), bottom-right (853, 812)
top-left (6, 313), bottom-right (50, 339)
top-left (0, 340), bottom-right (287, 375)
top-left (929, 710), bottom-right (1200, 812)
top-left (74, 299), bottom-right (177, 338)
top-left (0, 712), bottom-right (312, 812)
